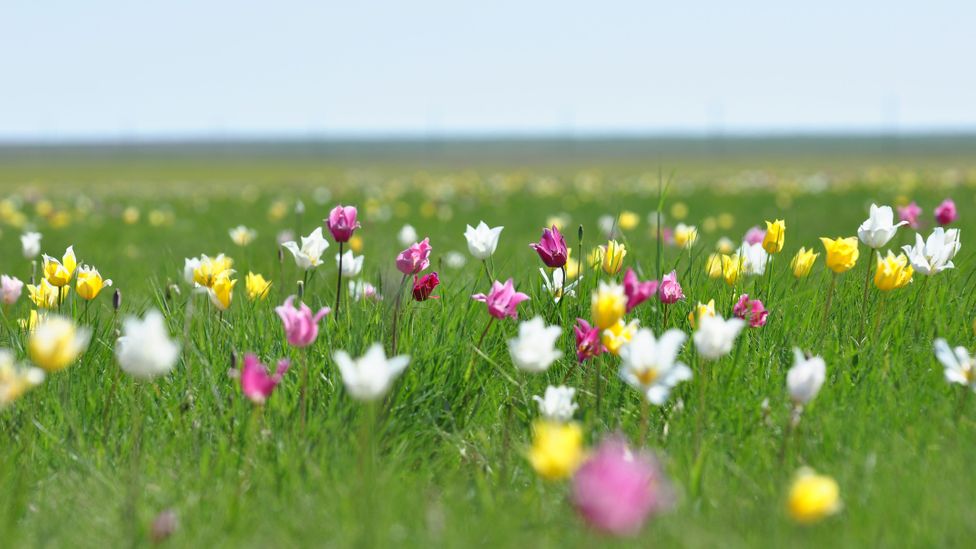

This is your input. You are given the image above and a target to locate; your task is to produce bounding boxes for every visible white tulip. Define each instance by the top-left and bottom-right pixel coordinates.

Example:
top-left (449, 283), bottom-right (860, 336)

top-left (508, 316), bottom-right (563, 373)
top-left (115, 310), bottom-right (181, 380)
top-left (335, 250), bottom-right (364, 277)
top-left (228, 225), bottom-right (257, 247)
top-left (693, 315), bottom-right (745, 361)
top-left (737, 242), bottom-right (768, 276)
top-left (464, 221), bottom-right (503, 260)
top-left (348, 280), bottom-right (379, 301)
top-left (786, 348), bottom-right (826, 405)
top-left (902, 227), bottom-right (961, 276)
top-left (21, 232), bottom-right (41, 259)
top-left (934, 339), bottom-right (976, 391)
top-left (619, 328), bottom-right (691, 405)
top-left (334, 344), bottom-right (410, 401)
top-left (532, 385), bottom-right (578, 422)
top-left (398, 224), bottom-right (418, 247)
top-left (539, 268), bottom-right (580, 302)
top-left (858, 203), bottom-right (906, 249)
top-left (281, 227), bottom-right (329, 271)
top-left (182, 257), bottom-right (201, 285)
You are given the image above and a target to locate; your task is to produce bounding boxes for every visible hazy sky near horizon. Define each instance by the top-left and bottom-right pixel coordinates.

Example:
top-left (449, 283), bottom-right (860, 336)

top-left (2, 0), bottom-right (973, 140)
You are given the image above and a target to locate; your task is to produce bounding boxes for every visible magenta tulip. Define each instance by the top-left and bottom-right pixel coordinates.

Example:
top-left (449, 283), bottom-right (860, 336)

top-left (275, 295), bottom-right (331, 347)
top-left (898, 201), bottom-right (922, 229)
top-left (623, 268), bottom-right (658, 313)
top-left (733, 294), bottom-right (768, 328)
top-left (529, 225), bottom-right (568, 268)
top-left (325, 205), bottom-right (360, 243)
top-left (241, 354), bottom-right (290, 404)
top-left (657, 270), bottom-right (684, 304)
top-left (935, 198), bottom-right (957, 225)
top-left (574, 318), bottom-right (605, 362)
top-left (471, 278), bottom-right (529, 320)
top-left (396, 237), bottom-right (432, 275)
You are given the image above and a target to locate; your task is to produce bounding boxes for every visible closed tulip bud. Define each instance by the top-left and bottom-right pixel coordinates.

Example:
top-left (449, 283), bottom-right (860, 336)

top-left (600, 240), bottom-right (627, 275)
top-left (819, 236), bottom-right (860, 273)
top-left (113, 289), bottom-right (122, 310)
top-left (578, 224), bottom-right (584, 242)
top-left (790, 247), bottom-right (819, 278)
top-left (297, 280), bottom-right (305, 300)
top-left (762, 219), bottom-right (786, 254)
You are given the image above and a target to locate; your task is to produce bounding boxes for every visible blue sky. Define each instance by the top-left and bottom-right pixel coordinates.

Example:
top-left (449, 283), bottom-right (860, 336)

top-left (1, 0), bottom-right (972, 140)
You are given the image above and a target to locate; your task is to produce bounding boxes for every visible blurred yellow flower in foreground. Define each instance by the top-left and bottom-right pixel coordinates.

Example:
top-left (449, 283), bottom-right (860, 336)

top-left (705, 254), bottom-right (723, 279)
top-left (42, 246), bottom-right (77, 287)
top-left (591, 282), bottom-right (626, 330)
top-left (527, 420), bottom-right (584, 481)
top-left (874, 251), bottom-right (913, 291)
top-left (28, 279), bottom-right (69, 309)
top-left (348, 234), bottom-right (364, 254)
top-left (76, 266), bottom-right (112, 301)
top-left (688, 299), bottom-right (716, 328)
top-left (790, 247), bottom-right (819, 278)
top-left (0, 350), bottom-right (45, 408)
top-left (29, 316), bottom-right (90, 372)
top-left (763, 219), bottom-right (786, 254)
top-left (600, 240), bottom-right (626, 275)
top-left (787, 468), bottom-right (842, 524)
top-left (602, 319), bottom-right (638, 355)
top-left (245, 272), bottom-right (272, 301)
top-left (820, 236), bottom-right (860, 274)
top-left (722, 254), bottom-right (744, 287)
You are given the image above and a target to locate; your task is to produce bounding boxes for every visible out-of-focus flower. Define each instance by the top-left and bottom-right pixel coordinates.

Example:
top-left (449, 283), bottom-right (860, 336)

top-left (333, 343), bottom-right (409, 401)
top-left (29, 315), bottom-right (90, 372)
top-left (722, 253), bottom-right (744, 286)
top-left (687, 299), bottom-right (716, 329)
top-left (472, 278), bottom-right (529, 320)
top-left (623, 268), bottom-right (657, 312)
top-left (397, 224), bottom-right (419, 246)
top-left (0, 275), bottom-right (24, 305)
top-left (693, 314), bottom-right (745, 360)
top-left (527, 420), bottom-right (584, 481)
top-left (76, 265), bottom-right (112, 301)
top-left (115, 310), bottom-right (180, 380)
top-left (508, 316), bottom-right (562, 373)
top-left (326, 205), bottom-right (360, 243)
top-left (790, 247), bottom-right (819, 278)
top-left (349, 280), bottom-right (380, 301)
top-left (19, 310), bottom-right (41, 332)
top-left (191, 254), bottom-right (235, 288)
top-left (858, 204), bottom-right (906, 249)
top-left (464, 221), bottom-right (503, 260)
top-left (618, 328), bottom-right (691, 405)
top-left (533, 385), bottom-right (577, 422)
top-left (658, 270), bottom-right (684, 304)
top-left (42, 246), bottom-right (77, 287)
top-left (335, 250), bottom-right (364, 278)
top-left (565, 257), bottom-right (581, 280)
top-left (598, 215), bottom-right (616, 237)
top-left (0, 350), bottom-right (45, 408)
top-left (787, 348), bottom-right (826, 405)
top-left (600, 240), bottom-right (627, 275)
top-left (820, 236), bottom-right (860, 273)
top-left (540, 268), bottom-right (579, 301)
top-left (241, 354), bottom-right (290, 404)
top-left (705, 254), bottom-right (723, 279)
top-left (763, 219), bottom-right (786, 254)
top-left (27, 279), bottom-right (68, 309)
top-left (934, 198), bottom-right (957, 225)
top-left (738, 242), bottom-right (768, 276)
top-left (229, 225), bottom-right (257, 247)
top-left (670, 202), bottom-right (688, 220)
top-left (898, 201), bottom-right (922, 229)
top-left (207, 273), bottom-right (237, 310)
top-left (574, 318), bottom-right (605, 362)
top-left (530, 225), bottom-right (569, 268)
top-left (733, 294), bottom-right (768, 328)
top-left (716, 236), bottom-right (735, 254)
top-left (602, 319), bottom-right (639, 356)
top-left (934, 338), bottom-right (976, 391)
top-left (591, 281), bottom-right (626, 330)
top-left (122, 206), bottom-right (140, 224)
top-left (245, 272), bottom-right (272, 301)
top-left (902, 227), bottom-right (960, 276)
top-left (412, 272), bottom-right (440, 301)
top-left (21, 232), bottom-right (41, 259)
top-left (275, 295), bottom-right (330, 347)
top-left (588, 246), bottom-right (604, 268)
top-left (744, 226), bottom-right (766, 245)
top-left (282, 227), bottom-right (329, 271)
top-left (618, 211), bottom-right (640, 230)
top-left (674, 223), bottom-right (698, 249)
top-left (348, 234), bottom-right (363, 253)
top-left (571, 437), bottom-right (673, 537)
top-left (276, 230), bottom-right (296, 246)
top-left (396, 237), bottom-right (432, 275)
top-left (445, 251), bottom-right (466, 269)
top-left (873, 251), bottom-right (913, 291)
top-left (787, 468), bottom-right (842, 524)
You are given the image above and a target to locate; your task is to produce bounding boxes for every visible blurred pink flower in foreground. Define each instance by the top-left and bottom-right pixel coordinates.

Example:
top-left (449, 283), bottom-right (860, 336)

top-left (275, 295), bottom-right (330, 347)
top-left (657, 270), bottom-right (684, 304)
top-left (744, 225), bottom-right (766, 245)
top-left (733, 294), bottom-right (768, 328)
top-left (241, 354), bottom-right (290, 404)
top-left (623, 268), bottom-right (657, 313)
top-left (935, 198), bottom-right (957, 226)
top-left (897, 201), bottom-right (922, 229)
top-left (472, 278), bottom-right (529, 320)
top-left (1, 275), bottom-right (23, 305)
top-left (396, 237), bottom-right (432, 275)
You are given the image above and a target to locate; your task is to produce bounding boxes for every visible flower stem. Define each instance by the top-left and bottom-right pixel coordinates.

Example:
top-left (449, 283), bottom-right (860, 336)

top-left (335, 242), bottom-right (343, 318)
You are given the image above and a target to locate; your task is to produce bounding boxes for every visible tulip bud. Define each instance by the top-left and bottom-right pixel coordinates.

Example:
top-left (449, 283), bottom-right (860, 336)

top-left (578, 224), bottom-right (584, 242)
top-left (112, 289), bottom-right (122, 311)
top-left (151, 509), bottom-right (178, 544)
top-left (277, 248), bottom-right (284, 264)
top-left (297, 280), bottom-right (304, 300)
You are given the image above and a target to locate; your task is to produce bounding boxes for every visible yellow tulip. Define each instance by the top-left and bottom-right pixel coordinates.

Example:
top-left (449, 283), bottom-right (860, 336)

top-left (591, 282), bottom-right (627, 330)
top-left (705, 254), bottom-right (723, 279)
top-left (763, 219), bottom-right (786, 254)
top-left (0, 351), bottom-right (45, 408)
top-left (874, 251), bottom-right (913, 291)
top-left (674, 223), bottom-right (698, 249)
top-left (820, 236), bottom-right (860, 273)
top-left (790, 247), bottom-right (819, 278)
top-left (245, 272), bottom-right (272, 301)
top-left (229, 225), bottom-right (257, 247)
top-left (348, 234), bottom-right (364, 254)
top-left (688, 299), bottom-right (717, 328)
top-left (29, 316), bottom-right (90, 372)
top-left (787, 468), bottom-right (842, 524)
top-left (618, 211), bottom-right (640, 230)
top-left (19, 310), bottom-right (41, 332)
top-left (527, 420), bottom-right (584, 481)
top-left (27, 279), bottom-right (69, 309)
top-left (208, 273), bottom-right (237, 311)
top-left (721, 254), bottom-right (744, 287)
top-left (193, 254), bottom-right (235, 288)
top-left (600, 240), bottom-right (626, 276)
top-left (76, 266), bottom-right (112, 301)
top-left (42, 245), bottom-right (77, 287)
top-left (601, 319), bottom-right (639, 355)
top-left (588, 246), bottom-right (604, 268)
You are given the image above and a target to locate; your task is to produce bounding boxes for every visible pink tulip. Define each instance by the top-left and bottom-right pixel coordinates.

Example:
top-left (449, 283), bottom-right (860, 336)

top-left (623, 268), bottom-right (658, 312)
top-left (733, 294), bottom-right (768, 328)
top-left (275, 295), bottom-right (331, 347)
top-left (571, 437), bottom-right (673, 537)
top-left (241, 354), bottom-right (290, 404)
top-left (396, 237), bottom-right (432, 275)
top-left (898, 201), bottom-right (922, 229)
top-left (744, 225), bottom-right (766, 245)
top-left (574, 318), bottom-right (605, 362)
top-left (0, 275), bottom-right (23, 305)
top-left (657, 270), bottom-right (684, 304)
top-left (935, 198), bottom-right (957, 225)
top-left (529, 225), bottom-right (568, 268)
top-left (325, 205), bottom-right (360, 243)
top-left (471, 278), bottom-right (529, 320)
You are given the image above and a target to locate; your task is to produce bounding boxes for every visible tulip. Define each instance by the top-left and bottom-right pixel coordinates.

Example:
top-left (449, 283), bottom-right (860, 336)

top-left (622, 268), bottom-right (657, 313)
top-left (787, 348), bottom-right (826, 405)
top-left (412, 272), bottom-right (440, 301)
top-left (76, 265), bottom-right (112, 301)
top-left (733, 294), bottom-right (768, 328)
top-left (527, 420), bottom-right (584, 481)
top-left (574, 318), bottom-right (605, 362)
top-left (445, 251), bottom-right (466, 269)
top-left (934, 198), bottom-right (957, 225)
top-left (618, 211), bottom-right (640, 230)
top-left (790, 247), bottom-right (819, 278)
top-left (275, 295), bottom-right (330, 347)
top-left (873, 251), bottom-right (913, 291)
top-left (240, 354), bottom-right (290, 404)
top-left (715, 236), bottom-right (735, 254)
top-left (508, 316), bottom-right (563, 373)
top-left (600, 240), bottom-right (627, 275)
top-left (658, 270), bottom-right (684, 304)
top-left (530, 225), bottom-right (568, 268)
top-left (207, 273), bottom-right (237, 311)
top-left (0, 275), bottom-right (24, 305)
top-left (28, 315), bottom-right (90, 372)
top-left (820, 236), bottom-right (860, 273)
top-left (618, 328), bottom-right (691, 405)
top-left (737, 242), bottom-right (768, 276)
top-left (602, 319), bottom-right (639, 356)
top-left (333, 343), bottom-right (410, 401)
top-left (898, 201), bottom-right (922, 229)
top-left (721, 253), bottom-right (744, 286)
top-left (464, 221), bottom-right (503, 260)
top-left (115, 310), bottom-right (180, 380)
top-left (705, 253), bottom-right (723, 279)
top-left (787, 468), bottom-right (842, 524)
top-left (471, 278), bottom-right (530, 320)
top-left (21, 232), bottom-right (41, 259)
top-left (763, 219), bottom-right (786, 254)
top-left (539, 268), bottom-right (580, 302)
top-left (27, 279), bottom-right (68, 309)
top-left (571, 437), bottom-right (673, 537)
top-left (42, 245), bottom-right (77, 287)
top-left (325, 204), bottom-right (359, 242)
top-left (335, 250), bottom-right (364, 277)
top-left (245, 272), bottom-right (272, 301)
top-left (281, 227), bottom-right (329, 271)
top-left (743, 225), bottom-right (765, 245)
top-left (191, 254), bottom-right (235, 288)
top-left (533, 385), bottom-right (578, 422)
top-left (693, 314), bottom-right (745, 360)
top-left (396, 237), bottom-right (432, 275)
top-left (397, 224), bottom-right (418, 247)
top-left (0, 350), bottom-right (45, 408)
top-left (591, 281), bottom-right (626, 330)
top-left (934, 339), bottom-right (976, 391)
top-left (687, 299), bottom-right (716, 329)
top-left (902, 227), bottom-right (960, 276)
top-left (349, 280), bottom-right (379, 301)
top-left (858, 203), bottom-right (906, 249)
top-left (673, 223), bottom-right (698, 249)
top-left (228, 225), bottom-right (257, 247)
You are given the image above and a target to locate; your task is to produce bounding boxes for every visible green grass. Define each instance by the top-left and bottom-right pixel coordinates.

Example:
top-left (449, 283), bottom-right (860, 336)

top-left (1, 142), bottom-right (975, 547)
